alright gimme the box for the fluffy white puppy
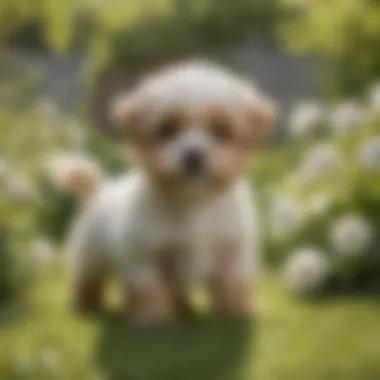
[63,61,276,323]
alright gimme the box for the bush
[109,0,278,69]
[35,181,77,243]
[0,72,128,305]
[255,83,380,297]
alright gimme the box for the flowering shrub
[283,247,330,296]
[329,101,366,135]
[288,101,325,139]
[256,82,380,297]
[329,215,374,259]
[301,143,342,182]
[0,97,126,307]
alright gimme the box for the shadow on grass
[95,312,254,380]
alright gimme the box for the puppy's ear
[109,92,143,142]
[246,94,278,150]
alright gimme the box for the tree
[280,0,380,96]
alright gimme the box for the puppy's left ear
[109,92,143,142]
[246,93,278,150]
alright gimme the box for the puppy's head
[111,61,276,198]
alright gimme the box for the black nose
[183,150,205,178]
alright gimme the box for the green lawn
[1,259,380,380]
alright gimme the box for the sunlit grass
[1,257,380,380]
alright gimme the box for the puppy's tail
[43,152,104,201]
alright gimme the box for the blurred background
[1,0,380,379]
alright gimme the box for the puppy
[64,61,276,323]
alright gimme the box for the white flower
[302,143,341,180]
[367,82,380,112]
[330,215,374,258]
[329,101,365,134]
[268,195,304,238]
[289,102,325,138]
[284,247,330,295]
[307,193,331,216]
[31,237,54,264]
[358,136,380,171]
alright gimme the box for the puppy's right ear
[109,92,143,142]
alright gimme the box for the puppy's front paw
[127,283,176,324]
[129,308,176,325]
[209,280,254,319]
[70,278,105,314]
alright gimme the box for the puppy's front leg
[71,271,107,313]
[208,247,254,317]
[158,247,194,319]
[127,268,176,324]
[69,248,109,313]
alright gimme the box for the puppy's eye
[210,121,232,142]
[157,119,180,142]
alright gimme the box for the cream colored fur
[65,61,276,322]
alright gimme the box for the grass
[1,258,380,380]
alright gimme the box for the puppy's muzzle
[182,149,205,179]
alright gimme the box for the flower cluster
[330,215,374,258]
[284,247,330,295]
[302,143,341,180]
[268,195,304,239]
[289,102,325,138]
[283,213,375,296]
[329,101,365,135]
[288,87,379,139]
[266,82,380,298]
[0,97,123,306]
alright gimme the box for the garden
[1,0,380,379]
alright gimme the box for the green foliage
[0,228,33,306]
[0,64,128,305]
[254,94,380,295]
[85,130,128,175]
[280,0,380,96]
[0,56,40,109]
[0,0,279,81]
[0,0,169,50]
[107,0,278,69]
[35,181,77,243]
